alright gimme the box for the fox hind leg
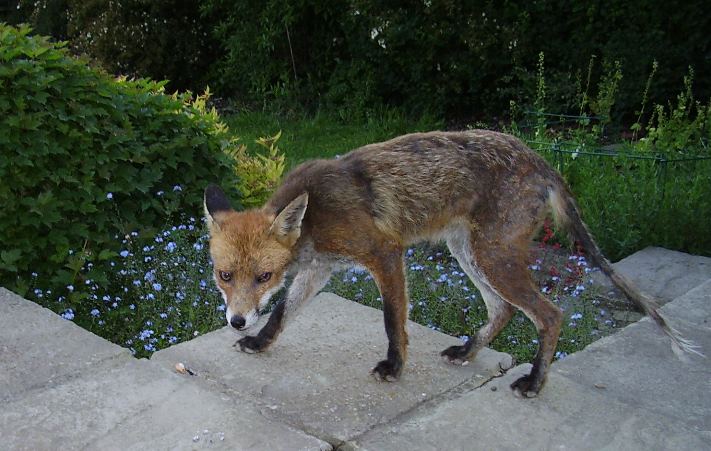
[473,244,562,397]
[442,223,562,397]
[442,227,516,364]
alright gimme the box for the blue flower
[152,282,162,291]
[165,242,177,253]
[173,185,182,192]
[90,308,100,317]
[61,309,75,320]
[138,329,154,340]
[106,192,113,200]
[120,250,129,258]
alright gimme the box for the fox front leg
[234,300,286,353]
[236,259,333,354]
[369,250,409,381]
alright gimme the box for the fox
[204,130,699,397]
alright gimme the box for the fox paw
[440,345,471,366]
[371,359,402,382]
[234,335,268,354]
[510,374,542,398]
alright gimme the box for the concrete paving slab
[613,247,711,304]
[353,364,711,451]
[0,287,129,402]
[152,292,513,444]
[659,279,711,328]
[553,317,711,432]
[0,354,330,451]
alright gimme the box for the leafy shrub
[227,132,286,209]
[511,66,711,260]
[0,24,238,295]
[199,1,710,122]
[635,67,711,156]
[5,0,216,91]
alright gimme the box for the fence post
[552,142,562,172]
[657,155,668,207]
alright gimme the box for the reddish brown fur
[205,130,695,396]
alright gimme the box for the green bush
[66,0,216,92]
[227,132,286,209]
[6,2,709,123]
[0,24,238,295]
[4,0,216,92]
[200,1,710,122]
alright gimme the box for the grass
[521,136,711,261]
[223,109,442,166]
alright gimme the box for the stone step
[0,289,330,451]
[151,292,514,446]
[612,246,711,304]
[0,287,130,403]
[351,280,711,450]
[0,353,330,451]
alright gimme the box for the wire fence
[515,112,711,259]
[519,111,711,205]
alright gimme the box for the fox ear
[204,184,233,232]
[270,192,308,246]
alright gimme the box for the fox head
[203,185,308,330]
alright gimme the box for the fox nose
[230,315,246,330]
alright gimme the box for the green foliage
[5,0,215,91]
[227,132,287,208]
[223,108,442,166]
[199,1,710,122]
[631,60,658,141]
[509,62,711,260]
[26,218,224,358]
[6,2,710,123]
[0,24,238,294]
[636,67,711,156]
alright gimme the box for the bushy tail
[547,185,703,359]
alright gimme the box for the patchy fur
[205,130,700,397]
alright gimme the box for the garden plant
[2,21,709,365]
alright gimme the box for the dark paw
[234,335,268,354]
[371,359,402,382]
[440,345,471,366]
[510,374,542,398]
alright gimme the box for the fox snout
[225,304,260,331]
[229,314,246,330]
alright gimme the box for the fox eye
[219,271,233,282]
[256,272,272,283]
